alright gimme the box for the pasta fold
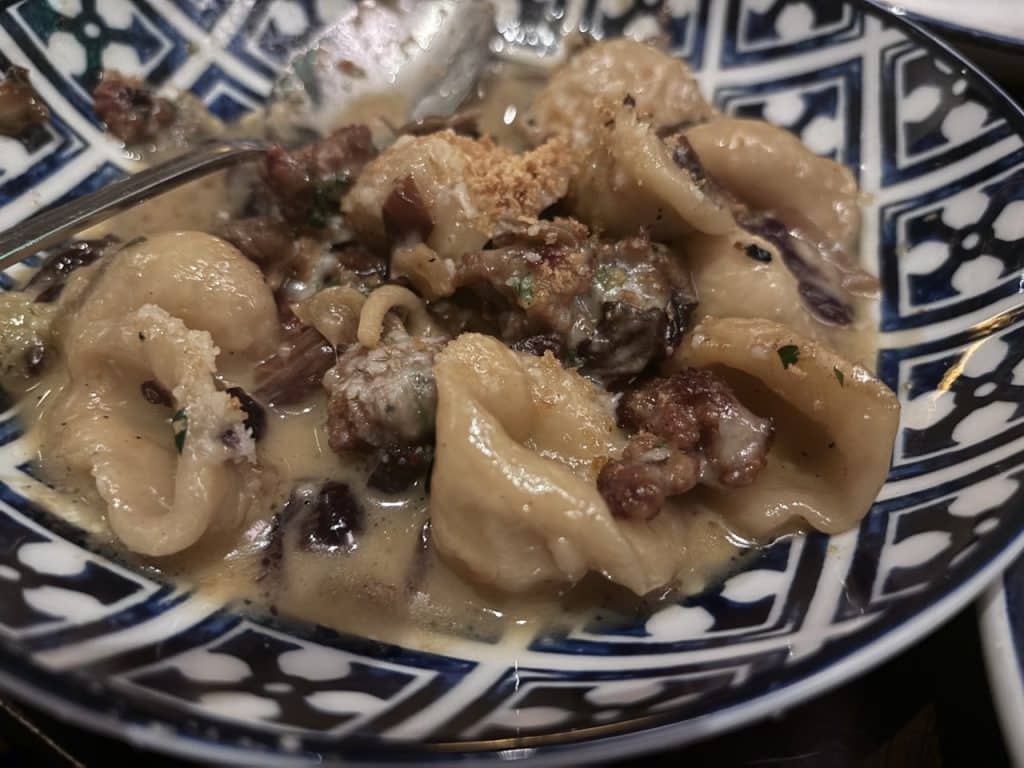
[430,333,731,595]
[671,317,900,537]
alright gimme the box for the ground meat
[264,124,376,229]
[454,221,697,380]
[0,66,48,137]
[92,71,176,144]
[598,432,699,520]
[26,237,116,303]
[254,326,336,406]
[455,217,594,337]
[619,368,773,487]
[324,331,445,452]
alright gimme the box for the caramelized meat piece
[334,243,387,281]
[395,109,480,138]
[578,302,666,381]
[26,237,115,303]
[264,124,376,229]
[324,331,444,452]
[218,217,295,270]
[619,369,773,486]
[579,233,697,379]
[598,433,699,520]
[0,66,48,137]
[512,333,565,358]
[455,217,595,335]
[254,326,336,406]
[382,175,434,242]
[92,71,176,144]
[455,221,696,379]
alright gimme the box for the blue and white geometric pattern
[2,0,1024,765]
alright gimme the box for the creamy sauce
[9,54,885,649]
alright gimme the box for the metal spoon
[0,0,493,270]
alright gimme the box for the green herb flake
[595,264,626,291]
[833,366,845,386]
[777,344,800,370]
[564,349,581,369]
[506,274,534,306]
[171,409,188,453]
[122,236,148,250]
[307,175,350,229]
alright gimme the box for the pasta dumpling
[671,317,900,537]
[569,107,735,239]
[343,130,574,267]
[430,333,731,596]
[41,231,280,556]
[60,230,279,357]
[686,118,861,249]
[525,38,714,147]
[46,306,259,556]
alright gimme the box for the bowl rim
[2,0,1024,763]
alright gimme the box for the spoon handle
[0,139,267,272]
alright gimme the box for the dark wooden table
[1,21,1022,768]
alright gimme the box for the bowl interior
[1,0,1024,763]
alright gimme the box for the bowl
[1,0,1024,764]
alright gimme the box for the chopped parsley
[171,409,188,453]
[777,344,800,369]
[833,366,845,386]
[595,264,626,291]
[307,174,351,228]
[506,274,534,305]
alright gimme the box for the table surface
[2,21,1023,768]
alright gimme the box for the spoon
[0,0,494,269]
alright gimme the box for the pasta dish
[0,39,899,641]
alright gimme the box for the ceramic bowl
[1,0,1024,764]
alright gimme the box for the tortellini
[526,38,714,147]
[671,317,900,537]
[343,130,574,264]
[49,306,257,556]
[59,231,279,358]
[430,333,731,595]
[686,118,861,249]
[569,107,735,239]
[42,232,279,556]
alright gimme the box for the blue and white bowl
[2,0,1024,764]
[874,0,1024,50]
